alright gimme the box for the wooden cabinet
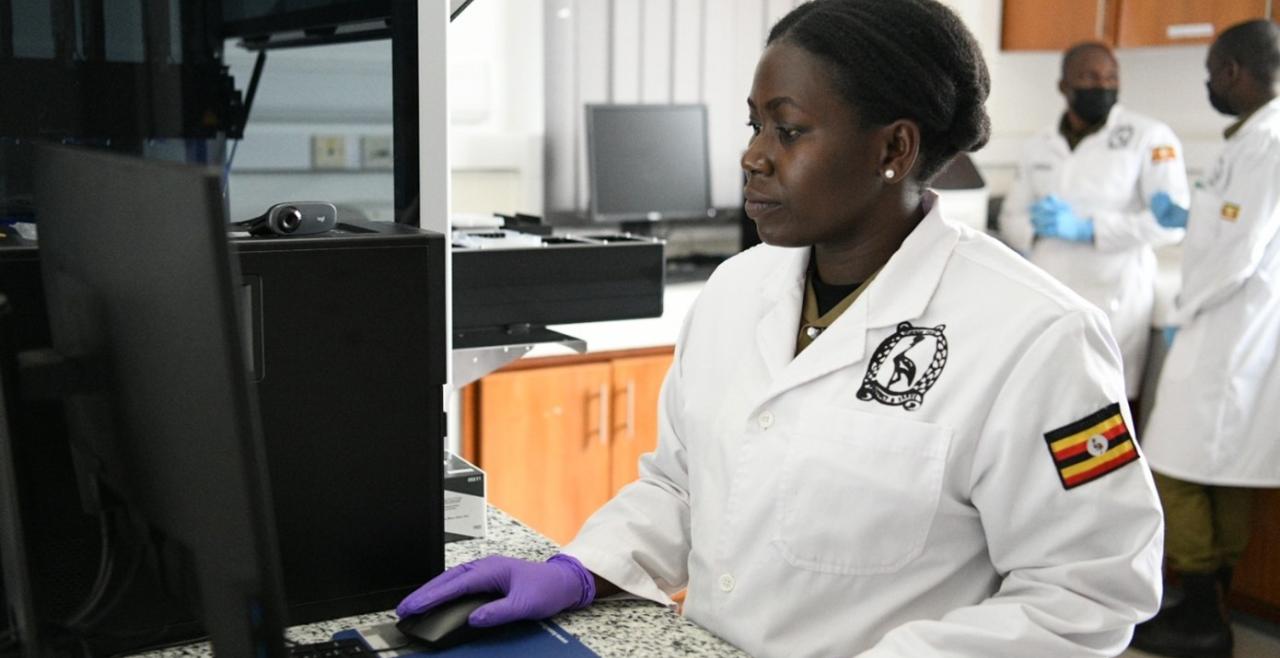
[476,360,614,546]
[1115,0,1268,47]
[608,354,672,498]
[1230,489,1280,620]
[1002,0,1270,51]
[469,347,674,545]
[1002,0,1119,51]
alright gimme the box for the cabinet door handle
[598,384,610,447]
[625,380,635,439]
[1094,0,1106,39]
[1165,23,1214,40]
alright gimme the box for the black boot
[1217,566,1234,597]
[1130,572,1233,658]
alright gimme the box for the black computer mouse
[395,593,501,650]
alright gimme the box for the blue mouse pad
[334,619,599,657]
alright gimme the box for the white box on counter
[444,451,486,542]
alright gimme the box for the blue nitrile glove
[1031,195,1095,242]
[1162,325,1179,346]
[396,554,596,627]
[1150,191,1189,229]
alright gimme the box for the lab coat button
[718,573,735,592]
[757,411,774,429]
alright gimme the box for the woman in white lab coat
[999,43,1189,400]
[397,2,1164,656]
[1132,20,1280,658]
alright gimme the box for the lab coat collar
[753,191,959,401]
[1050,104,1127,151]
[1226,97,1280,141]
[864,191,958,329]
[755,246,809,381]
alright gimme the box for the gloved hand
[1150,191,1189,229]
[396,554,596,628]
[1031,195,1095,242]
[1162,325,1179,346]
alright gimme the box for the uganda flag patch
[1151,145,1178,163]
[1044,402,1138,490]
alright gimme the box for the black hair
[1061,41,1117,79]
[1215,19,1280,88]
[767,0,991,182]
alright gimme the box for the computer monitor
[586,104,715,224]
[0,295,42,655]
[29,145,288,657]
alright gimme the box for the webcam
[236,202,337,236]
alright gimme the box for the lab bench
[128,506,745,657]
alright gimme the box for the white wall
[223,0,544,222]
[448,0,544,215]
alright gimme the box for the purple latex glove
[396,554,596,628]
[1031,195,1094,242]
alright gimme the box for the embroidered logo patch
[1044,402,1138,490]
[1151,145,1178,163]
[857,322,948,411]
[1221,203,1241,222]
[1108,125,1134,149]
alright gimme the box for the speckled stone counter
[130,507,747,657]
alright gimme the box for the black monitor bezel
[585,103,715,224]
[31,144,288,657]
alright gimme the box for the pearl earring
[884,169,896,180]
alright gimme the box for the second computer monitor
[586,103,714,224]
[33,144,288,657]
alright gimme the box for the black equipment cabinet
[0,220,446,648]
[236,221,445,623]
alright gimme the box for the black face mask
[1207,82,1236,116]
[1069,87,1118,125]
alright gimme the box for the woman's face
[742,41,883,248]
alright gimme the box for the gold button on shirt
[795,269,879,355]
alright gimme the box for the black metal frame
[0,0,241,140]
[0,59,241,139]
[221,0,393,40]
[391,0,417,225]
[0,0,12,59]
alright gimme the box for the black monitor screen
[586,104,713,223]
[32,145,287,657]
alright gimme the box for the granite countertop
[131,507,745,657]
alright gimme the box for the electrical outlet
[311,135,347,169]
[360,135,394,170]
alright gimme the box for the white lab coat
[563,192,1164,658]
[1142,98,1280,487]
[1000,105,1189,398]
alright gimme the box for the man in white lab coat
[1132,20,1280,658]
[397,2,1164,656]
[1000,42,1189,403]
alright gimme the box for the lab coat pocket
[1162,321,1205,382]
[772,409,952,575]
